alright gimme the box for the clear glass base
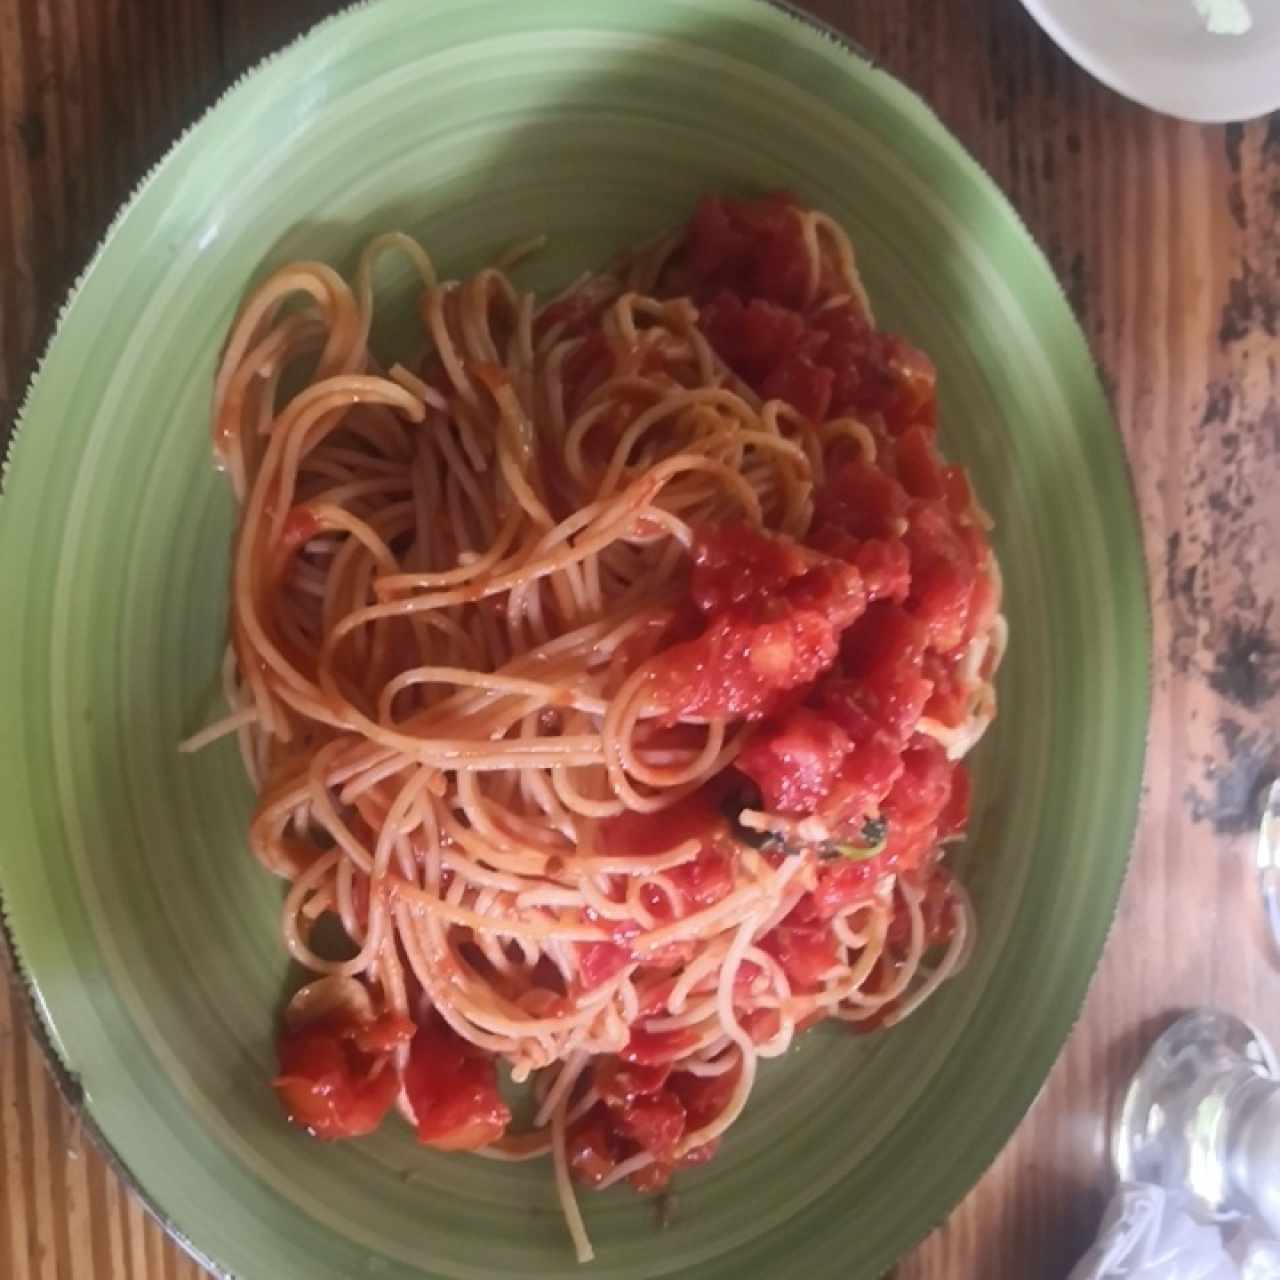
[1113,1010,1278,1214]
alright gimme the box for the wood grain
[2,2,1278,1277]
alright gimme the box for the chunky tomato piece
[691,523,813,614]
[667,606,843,720]
[700,292,807,385]
[851,538,913,604]
[807,301,874,416]
[577,941,632,988]
[620,1027,699,1066]
[818,323,938,435]
[674,192,810,308]
[879,338,938,432]
[666,848,735,911]
[350,1012,417,1056]
[403,1019,510,1151]
[273,1014,402,1141]
[832,605,935,744]
[567,1103,618,1187]
[616,1090,686,1158]
[635,975,681,1016]
[740,1007,783,1044]
[812,852,894,919]
[760,352,833,421]
[640,882,677,922]
[813,694,906,822]
[921,648,970,727]
[703,292,841,422]
[737,708,852,814]
[697,527,869,635]
[895,425,947,500]
[759,923,840,991]
[667,1064,740,1132]
[597,1057,672,1108]
[735,683,910,830]
[814,460,910,543]
[879,735,956,870]
[871,339,937,434]
[904,503,980,652]
[842,601,926,676]
[650,527,867,722]
[883,735,953,829]
[842,600,922,675]
[676,201,935,432]
[601,787,721,859]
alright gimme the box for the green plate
[0,2,1148,1277]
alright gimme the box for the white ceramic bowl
[1021,0,1280,122]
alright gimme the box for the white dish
[1020,0,1280,122]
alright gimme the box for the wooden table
[2,2,1278,1276]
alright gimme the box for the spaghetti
[192,193,1005,1262]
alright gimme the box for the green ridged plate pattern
[0,2,1148,1277]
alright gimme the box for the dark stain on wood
[14,111,46,163]
[1207,616,1280,711]
[1187,718,1280,836]
[1219,261,1280,346]
[1221,124,1280,340]
[1225,123,1245,175]
[1266,112,1280,157]
[1201,381,1234,428]
[1227,181,1248,231]
[1167,367,1279,723]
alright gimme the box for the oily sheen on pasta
[191,193,1005,1263]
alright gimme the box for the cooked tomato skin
[759,922,840,991]
[567,1103,619,1188]
[647,524,868,724]
[600,787,722,859]
[275,1003,510,1152]
[620,1026,700,1066]
[667,1064,739,1132]
[273,1011,412,1141]
[576,940,632,989]
[596,1057,672,1108]
[615,1090,687,1159]
[567,1059,741,1191]
[736,706,852,815]
[403,1018,511,1151]
[667,194,940,440]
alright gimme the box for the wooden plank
[218,0,336,72]
[0,0,225,425]
[2,2,1279,1278]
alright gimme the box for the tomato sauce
[642,191,994,888]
